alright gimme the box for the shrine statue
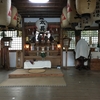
[44,33,48,44]
[31,33,36,43]
[49,34,54,43]
[37,33,42,44]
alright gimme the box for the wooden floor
[0,67,100,100]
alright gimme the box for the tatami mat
[0,77,66,87]
[9,69,64,78]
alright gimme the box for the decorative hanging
[76,0,96,17]
[36,18,48,32]
[0,0,11,26]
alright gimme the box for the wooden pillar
[5,48,10,70]
[61,29,67,69]
[1,47,10,70]
[60,28,63,67]
[0,50,1,68]
[16,50,23,68]
[98,27,100,46]
[22,18,25,68]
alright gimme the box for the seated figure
[75,32,90,70]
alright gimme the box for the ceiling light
[29,0,49,3]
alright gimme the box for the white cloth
[75,39,90,59]
[24,60,51,69]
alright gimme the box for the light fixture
[63,37,71,51]
[57,42,61,55]
[29,0,49,3]
[57,44,61,49]
[24,43,30,56]
[1,37,13,47]
[24,43,30,50]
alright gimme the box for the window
[67,31,75,49]
[0,31,22,50]
[81,30,98,47]
[66,30,98,49]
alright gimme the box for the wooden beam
[19,11,61,15]
[14,5,64,8]
[20,15,61,17]
[12,0,66,5]
[18,8,62,12]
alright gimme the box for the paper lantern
[76,0,96,16]
[81,16,93,28]
[75,22,84,30]
[61,6,69,28]
[0,0,11,26]
[17,14,22,28]
[36,18,48,32]
[10,5,18,27]
[61,14,71,29]
[91,0,100,23]
[67,0,80,24]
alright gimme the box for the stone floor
[0,67,100,100]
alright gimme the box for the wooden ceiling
[12,0,67,18]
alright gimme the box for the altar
[24,60,51,69]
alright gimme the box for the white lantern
[76,0,96,15]
[9,5,18,27]
[81,16,93,28]
[61,6,69,28]
[0,0,11,26]
[61,14,71,29]
[75,22,84,30]
[36,18,48,32]
[67,0,80,24]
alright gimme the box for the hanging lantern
[9,5,18,27]
[63,36,71,51]
[67,0,80,26]
[24,43,30,56]
[0,0,11,26]
[75,22,84,30]
[24,43,30,51]
[1,37,13,47]
[36,18,48,32]
[81,16,93,28]
[61,6,69,28]
[17,14,22,28]
[91,0,100,24]
[76,0,96,17]
[57,42,61,55]
[61,14,71,29]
